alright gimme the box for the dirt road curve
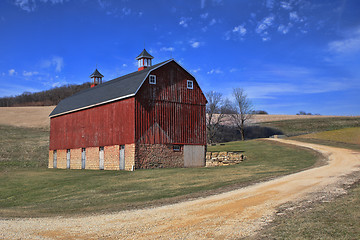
[1,139,360,239]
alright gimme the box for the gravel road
[1,139,360,239]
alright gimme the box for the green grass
[261,117,360,136]
[0,125,319,217]
[253,181,360,240]
[0,125,49,169]
[291,127,360,151]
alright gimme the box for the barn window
[173,145,181,152]
[53,150,57,168]
[187,80,193,89]
[149,75,156,84]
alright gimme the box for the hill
[0,83,90,107]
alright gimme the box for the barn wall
[49,97,135,150]
[135,61,207,145]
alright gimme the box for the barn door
[66,149,70,169]
[119,145,125,170]
[99,147,104,170]
[184,145,205,167]
[81,148,86,169]
[53,150,57,168]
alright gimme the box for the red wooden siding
[50,97,135,150]
[135,61,207,145]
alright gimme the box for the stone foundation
[206,151,246,167]
[48,143,204,170]
[136,144,184,169]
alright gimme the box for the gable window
[149,75,156,84]
[187,80,193,89]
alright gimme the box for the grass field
[261,116,360,136]
[291,127,360,151]
[0,125,319,217]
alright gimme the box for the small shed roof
[49,59,172,117]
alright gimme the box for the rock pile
[206,151,246,167]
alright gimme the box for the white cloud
[328,28,360,54]
[256,15,275,34]
[122,64,127,67]
[233,24,247,36]
[209,18,216,26]
[179,17,191,27]
[14,0,65,12]
[122,7,131,15]
[190,41,201,48]
[8,69,16,76]
[280,1,292,10]
[23,71,39,76]
[277,23,292,34]
[289,11,300,22]
[41,56,64,72]
[207,69,223,74]
[266,0,274,9]
[230,68,238,73]
[161,47,175,52]
[200,12,208,19]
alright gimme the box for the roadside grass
[0,126,319,217]
[261,116,360,136]
[291,127,360,151]
[253,181,360,240]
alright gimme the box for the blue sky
[1,0,360,115]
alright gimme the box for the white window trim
[149,75,156,84]
[187,80,193,89]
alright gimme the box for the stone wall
[136,144,184,169]
[206,151,245,167]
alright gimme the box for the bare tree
[230,88,253,141]
[205,91,230,143]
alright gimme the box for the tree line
[206,88,280,143]
[0,83,91,107]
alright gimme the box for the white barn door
[184,145,205,167]
[99,147,104,170]
[119,145,125,170]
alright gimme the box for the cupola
[90,69,104,88]
[136,49,154,71]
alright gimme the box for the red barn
[48,49,207,170]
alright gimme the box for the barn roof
[49,59,172,117]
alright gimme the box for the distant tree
[230,88,254,141]
[251,110,268,114]
[205,91,231,143]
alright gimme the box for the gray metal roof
[49,59,172,117]
[89,69,104,78]
[136,49,154,60]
